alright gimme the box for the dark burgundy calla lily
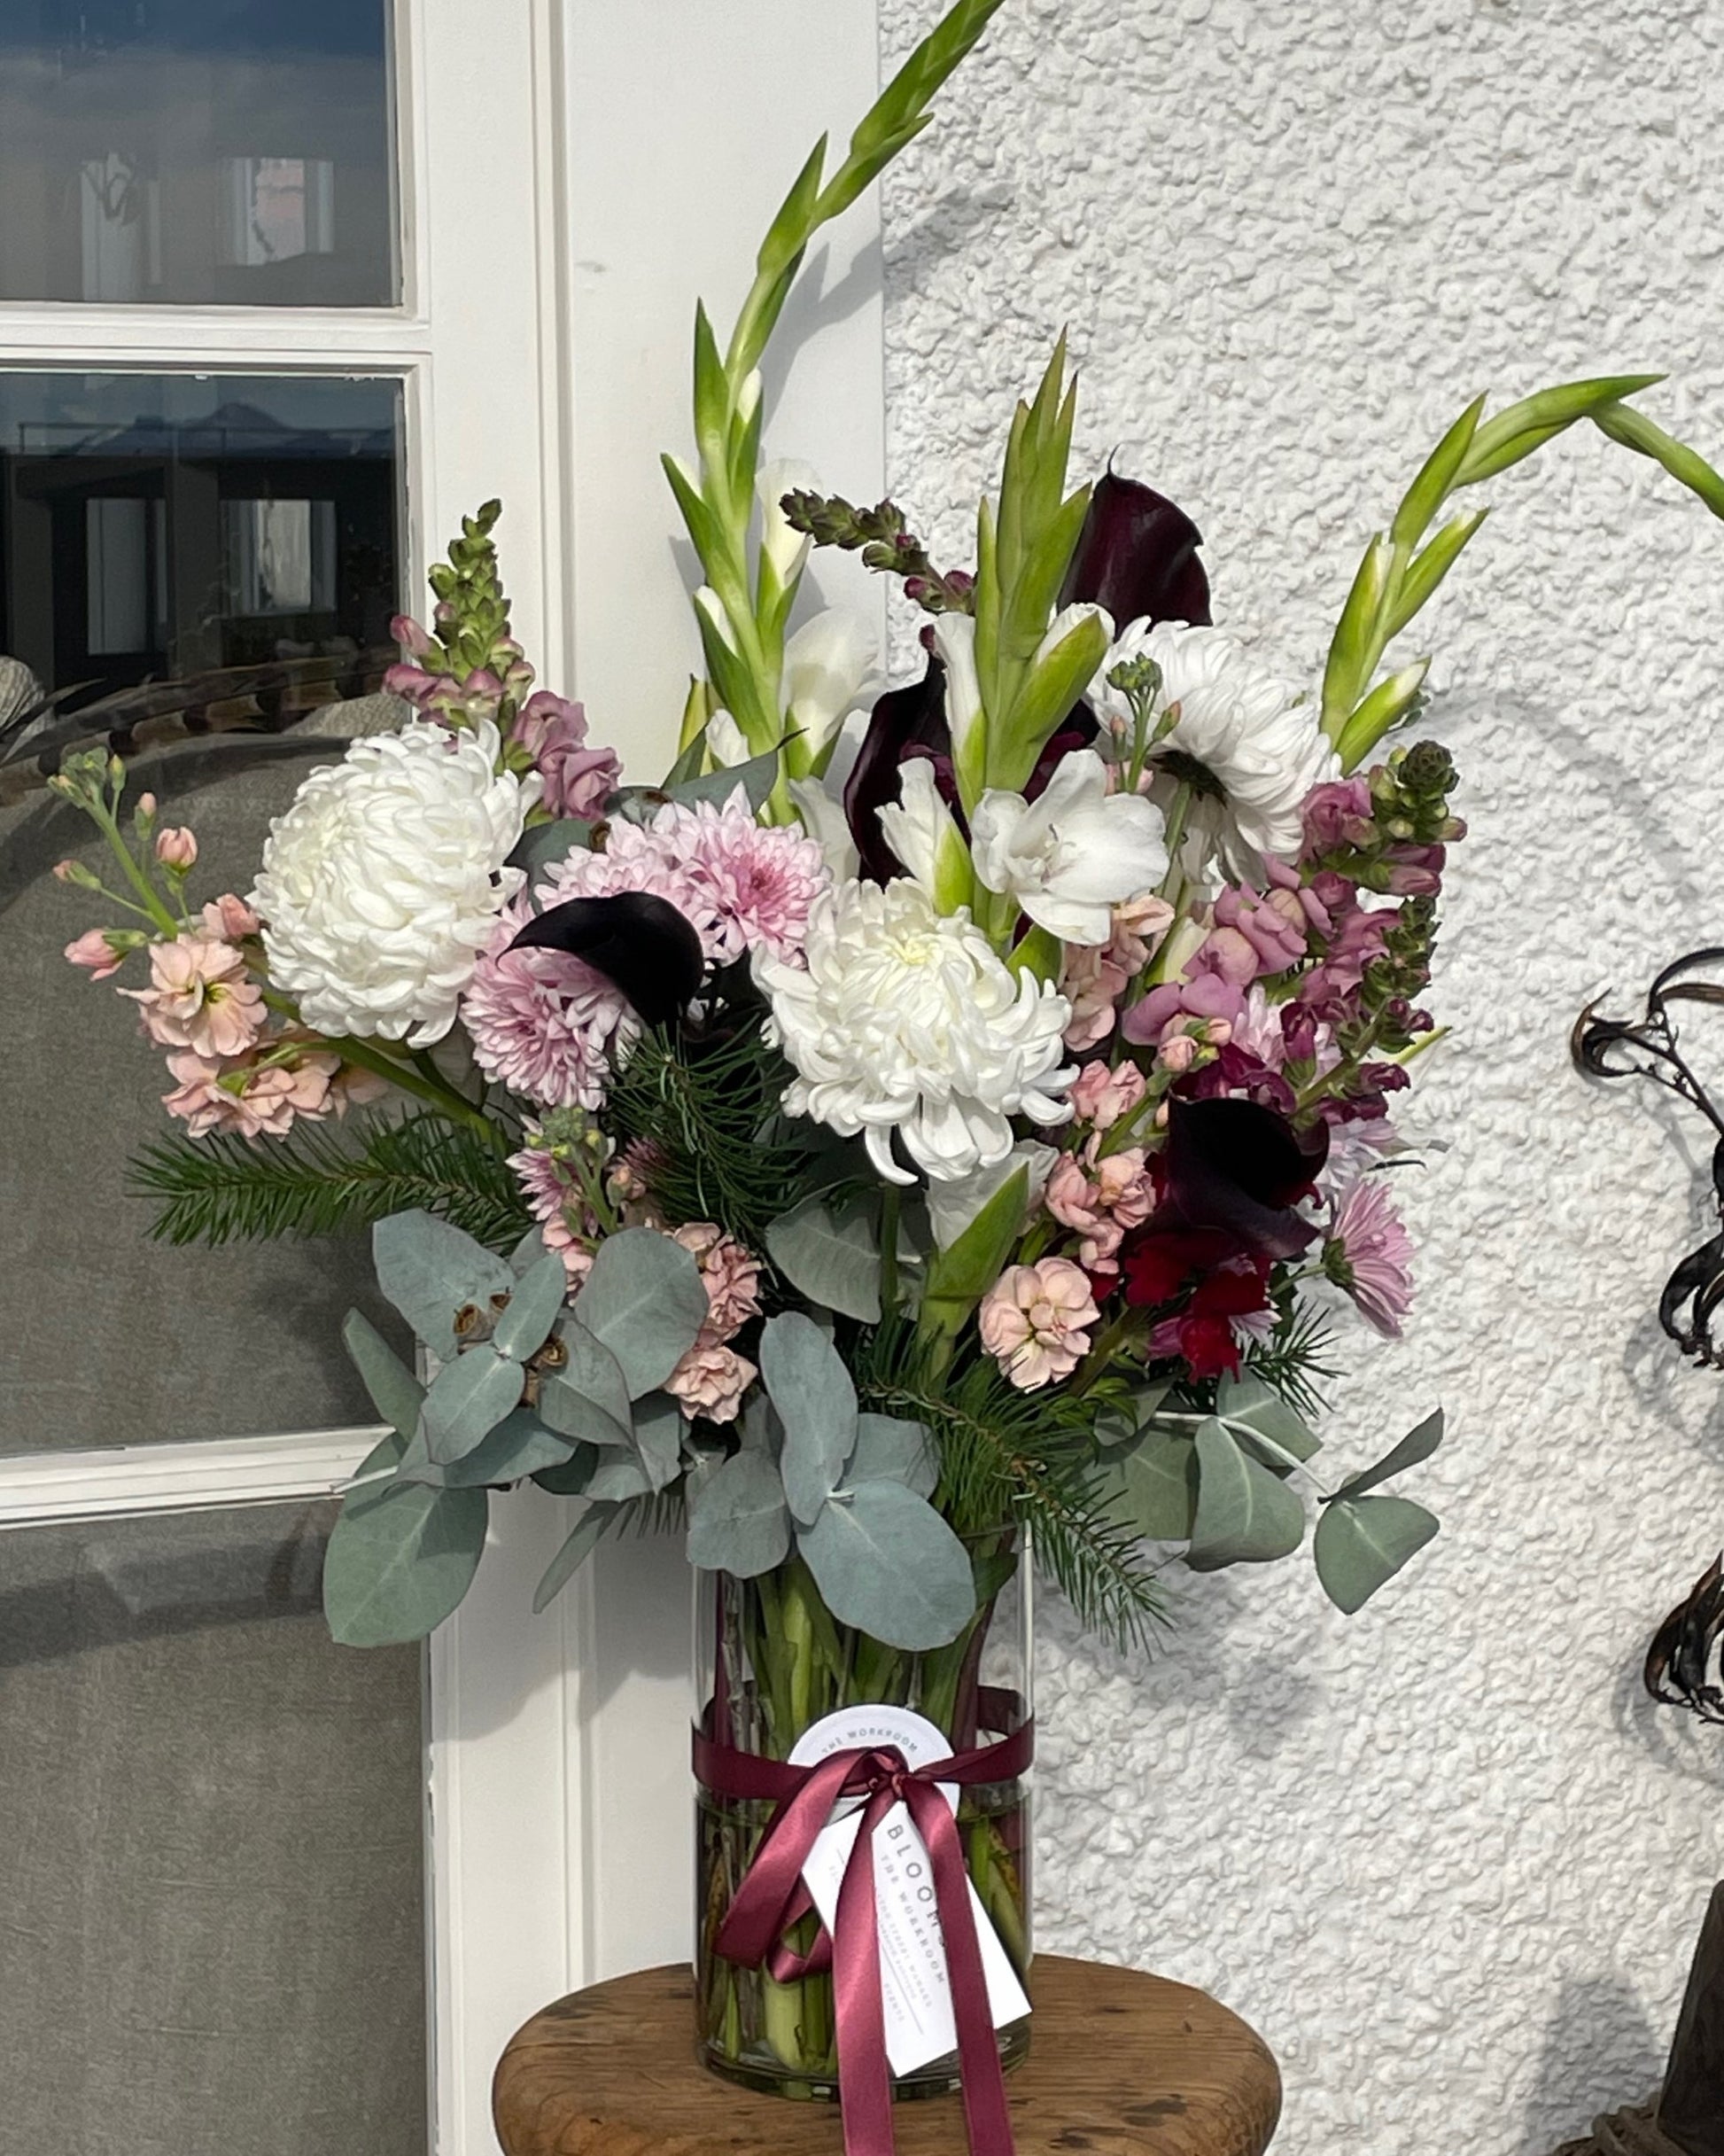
[507,891,704,1026]
[843,652,951,884]
[1154,1096,1328,1263]
[1060,470,1211,629]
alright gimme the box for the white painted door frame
[0,4,888,2152]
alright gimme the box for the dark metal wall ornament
[1549,1884,1724,2156]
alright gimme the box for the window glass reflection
[0,371,400,729]
[0,1,397,306]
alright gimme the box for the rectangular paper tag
[799,1800,1030,2077]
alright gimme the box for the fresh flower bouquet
[44,0,1724,2132]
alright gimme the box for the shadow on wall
[1517,1973,1664,2156]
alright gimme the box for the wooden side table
[493,1954,1281,2156]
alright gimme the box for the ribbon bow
[693,1713,1034,2156]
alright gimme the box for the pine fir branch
[854,1328,1168,1653]
[130,1111,532,1252]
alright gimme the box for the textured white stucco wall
[878,2,1724,2148]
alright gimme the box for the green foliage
[852,1325,1168,1653]
[765,1194,882,1322]
[760,1312,858,1524]
[796,1478,976,1651]
[323,1479,489,1646]
[571,1226,709,1396]
[131,1111,532,1252]
[1313,1494,1439,1615]
[604,1013,816,1262]
[1321,373,1724,770]
[1184,1416,1307,1570]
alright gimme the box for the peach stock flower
[161,1049,338,1140]
[126,936,266,1060]
[664,1340,756,1423]
[978,1257,1101,1389]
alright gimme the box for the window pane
[0,370,408,1453]
[0,371,400,715]
[0,2,397,307]
[0,1503,425,2156]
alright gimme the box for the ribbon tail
[833,1790,896,2156]
[911,1786,1018,2156]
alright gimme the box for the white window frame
[0,4,888,2152]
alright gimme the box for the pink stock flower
[664,1339,757,1423]
[463,896,637,1111]
[201,893,260,940]
[1324,1175,1415,1338]
[153,826,198,869]
[64,928,127,980]
[161,1048,337,1140]
[1060,942,1132,1050]
[978,1258,1101,1389]
[510,691,623,821]
[672,1223,764,1341]
[1046,1145,1156,1272]
[1068,1057,1148,1133]
[125,936,266,1060]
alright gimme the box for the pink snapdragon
[124,936,266,1060]
[1060,893,1175,1050]
[1324,1176,1415,1337]
[509,691,622,821]
[978,1258,1101,1389]
[1301,775,1376,856]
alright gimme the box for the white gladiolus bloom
[252,720,535,1047]
[1092,619,1337,877]
[931,611,983,762]
[969,749,1168,946]
[926,1140,1059,1251]
[782,608,877,765]
[757,457,822,587]
[757,878,1076,1185]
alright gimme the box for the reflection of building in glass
[0,377,400,717]
[0,1,393,306]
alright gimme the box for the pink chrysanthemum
[462,896,636,1110]
[1324,1175,1415,1338]
[653,790,828,964]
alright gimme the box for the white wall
[877,2,1724,2150]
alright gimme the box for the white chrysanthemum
[757,878,1076,1186]
[1093,619,1337,877]
[252,720,537,1046]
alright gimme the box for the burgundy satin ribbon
[694,1708,1034,2156]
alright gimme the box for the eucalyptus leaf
[492,1254,571,1362]
[664,746,782,812]
[633,1392,687,1493]
[1184,1415,1306,1570]
[1096,1426,1200,1542]
[573,1227,710,1397]
[532,1446,599,1497]
[585,1449,655,1502]
[843,1413,938,1500]
[397,1408,572,1489]
[687,1449,792,1576]
[759,1312,858,1525]
[1313,1494,1440,1614]
[509,1226,551,1274]
[341,1309,424,1442]
[796,1481,975,1651]
[541,1319,634,1447]
[765,1195,881,1323]
[323,1481,488,1646]
[346,1426,408,1491]
[419,1347,526,1466]
[372,1209,512,1361]
[512,817,594,883]
[533,1502,620,1614]
[1215,1373,1320,1463]
[1331,1410,1445,1502]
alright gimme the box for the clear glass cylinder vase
[693,1529,1032,2101]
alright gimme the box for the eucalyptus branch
[664,0,1009,781]
[1321,374,1724,772]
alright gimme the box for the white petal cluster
[1093,619,1336,877]
[969,749,1169,946]
[757,878,1076,1185]
[252,720,536,1047]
